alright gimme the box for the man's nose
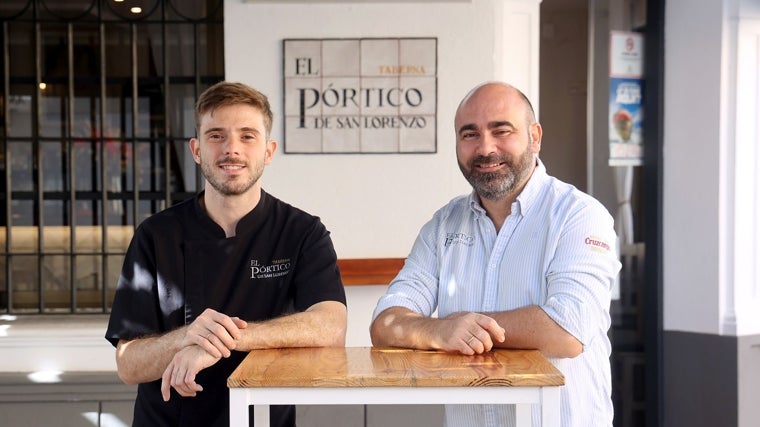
[224,135,243,154]
[475,134,498,156]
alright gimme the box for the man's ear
[264,140,278,165]
[530,123,543,153]
[189,137,201,164]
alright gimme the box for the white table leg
[516,403,531,426]
[540,386,561,427]
[253,404,270,427]
[229,389,249,427]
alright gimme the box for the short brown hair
[195,81,274,137]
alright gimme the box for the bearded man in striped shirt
[371,81,621,427]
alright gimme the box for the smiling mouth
[475,161,505,170]
[216,155,247,169]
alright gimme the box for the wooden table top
[228,347,565,389]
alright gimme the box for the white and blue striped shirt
[373,160,621,427]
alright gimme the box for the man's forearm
[236,301,347,350]
[116,327,186,385]
[370,306,437,350]
[371,306,506,355]
[488,305,582,358]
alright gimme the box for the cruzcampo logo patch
[584,236,611,253]
[250,258,291,279]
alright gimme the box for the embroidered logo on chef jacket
[444,232,475,247]
[249,258,292,279]
[584,236,611,253]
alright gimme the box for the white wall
[224,0,541,258]
[663,0,722,335]
[663,0,760,336]
[0,286,387,373]
[0,315,116,372]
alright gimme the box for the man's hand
[370,307,506,355]
[160,345,220,401]
[181,308,248,358]
[433,312,506,355]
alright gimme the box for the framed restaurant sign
[282,37,437,154]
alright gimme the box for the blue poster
[609,31,644,166]
[609,77,643,166]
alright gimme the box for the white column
[724,14,760,336]
[493,0,542,110]
[664,0,760,336]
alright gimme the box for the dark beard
[459,149,535,201]
[201,156,263,196]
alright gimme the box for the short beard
[200,156,263,196]
[459,148,535,201]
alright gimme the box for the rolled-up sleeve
[541,201,621,347]
[372,218,441,321]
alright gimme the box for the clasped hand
[161,308,248,401]
[435,312,506,355]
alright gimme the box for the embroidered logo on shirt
[444,232,475,247]
[585,236,611,253]
[250,258,291,279]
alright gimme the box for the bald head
[454,82,537,133]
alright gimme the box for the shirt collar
[515,158,548,216]
[193,189,269,238]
